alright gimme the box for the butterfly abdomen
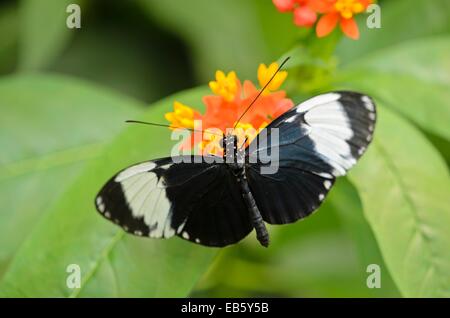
[239,173,269,247]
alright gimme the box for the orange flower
[272,0,371,39]
[165,62,294,156]
[313,0,372,39]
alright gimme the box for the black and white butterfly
[95,91,376,247]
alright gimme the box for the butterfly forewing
[246,91,376,224]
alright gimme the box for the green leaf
[0,74,142,278]
[138,0,297,81]
[343,37,450,86]
[330,178,400,297]
[0,86,217,297]
[335,37,450,142]
[348,105,450,297]
[336,0,450,64]
[19,0,79,71]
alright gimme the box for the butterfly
[95,90,376,247]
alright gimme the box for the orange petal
[272,0,296,12]
[202,95,240,131]
[272,98,294,119]
[316,12,339,37]
[307,0,335,14]
[243,80,258,98]
[340,17,359,40]
[293,5,317,27]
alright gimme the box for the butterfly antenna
[233,56,290,129]
[125,120,223,137]
[239,136,248,151]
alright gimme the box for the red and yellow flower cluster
[165,63,294,156]
[273,0,372,40]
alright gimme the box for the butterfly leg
[240,175,269,247]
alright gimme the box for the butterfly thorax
[223,134,245,171]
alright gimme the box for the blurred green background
[0,0,449,298]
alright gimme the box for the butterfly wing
[246,91,376,224]
[246,165,334,224]
[95,155,252,247]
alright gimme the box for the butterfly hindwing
[246,91,376,224]
[176,164,253,246]
[247,163,335,224]
[95,156,252,247]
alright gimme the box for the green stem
[282,29,343,95]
